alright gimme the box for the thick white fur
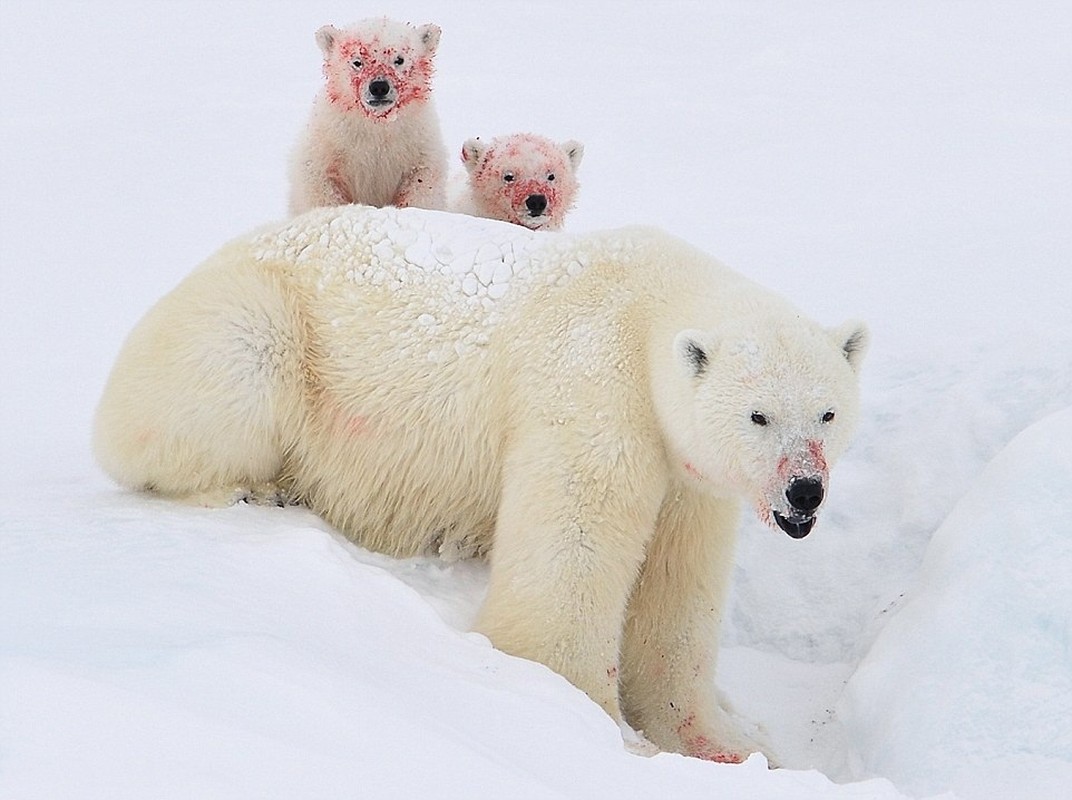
[94,205,867,762]
[288,18,447,215]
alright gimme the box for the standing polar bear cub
[94,205,868,763]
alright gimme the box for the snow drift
[840,407,1072,800]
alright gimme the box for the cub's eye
[394,55,405,66]
[351,59,363,70]
[547,173,556,181]
[821,410,836,423]
[503,172,515,183]
[751,412,769,427]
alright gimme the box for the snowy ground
[2,2,1070,798]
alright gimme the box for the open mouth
[773,510,816,539]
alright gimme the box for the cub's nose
[525,194,548,215]
[786,477,824,513]
[369,79,391,98]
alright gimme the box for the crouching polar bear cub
[95,205,867,762]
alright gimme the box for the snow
[1,1,1070,798]
[1,490,909,800]
[839,407,1072,800]
[254,204,546,316]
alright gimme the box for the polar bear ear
[560,140,584,171]
[418,23,442,55]
[315,25,340,58]
[461,138,488,174]
[674,329,716,379]
[832,321,870,372]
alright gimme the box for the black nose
[786,477,824,513]
[525,194,547,215]
[369,79,391,98]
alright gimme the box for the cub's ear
[461,138,488,174]
[315,25,340,57]
[674,329,716,379]
[418,23,442,54]
[831,321,870,372]
[560,140,584,171]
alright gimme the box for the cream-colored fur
[288,19,447,215]
[94,205,868,762]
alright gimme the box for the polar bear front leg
[476,442,664,723]
[620,488,760,762]
[321,158,355,206]
[394,162,446,210]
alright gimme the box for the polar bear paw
[619,721,660,757]
[174,483,297,509]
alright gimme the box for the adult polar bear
[94,205,868,763]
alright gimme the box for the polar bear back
[242,207,745,559]
[242,207,605,556]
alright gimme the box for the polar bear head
[668,320,869,538]
[316,18,441,119]
[461,134,584,230]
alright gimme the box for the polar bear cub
[288,18,448,215]
[448,133,583,230]
[94,205,868,763]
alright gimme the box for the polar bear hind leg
[93,255,302,506]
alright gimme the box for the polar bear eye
[547,173,556,181]
[394,55,405,66]
[751,412,769,427]
[821,410,836,423]
[351,58,363,70]
[503,172,515,183]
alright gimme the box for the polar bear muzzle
[365,77,397,109]
[773,476,825,538]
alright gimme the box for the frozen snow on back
[252,203,595,315]
[839,406,1072,800]
[252,205,550,310]
[248,204,596,362]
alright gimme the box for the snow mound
[839,406,1072,799]
[0,485,916,800]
